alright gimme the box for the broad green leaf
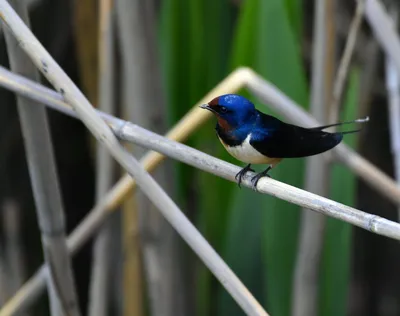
[284,0,303,39]
[217,189,266,316]
[219,0,308,314]
[160,1,308,316]
[159,3,216,315]
[216,1,267,315]
[159,0,194,209]
[194,0,236,253]
[319,69,360,316]
[230,0,259,69]
[162,1,238,316]
[257,1,308,316]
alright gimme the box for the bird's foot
[235,164,254,188]
[251,166,272,191]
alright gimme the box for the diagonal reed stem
[0,61,400,316]
[247,71,400,205]
[1,64,400,207]
[1,88,399,241]
[2,1,80,315]
[0,67,249,316]
[2,63,400,314]
[0,68,400,242]
[0,3,268,316]
[115,0,183,315]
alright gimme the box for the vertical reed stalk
[384,10,400,219]
[88,0,116,315]
[0,250,9,306]
[0,3,268,313]
[2,1,80,315]
[116,0,184,315]
[293,1,334,315]
[330,0,365,122]
[2,199,29,316]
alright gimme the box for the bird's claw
[235,164,254,188]
[250,173,271,191]
[250,167,272,191]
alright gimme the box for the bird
[200,94,368,190]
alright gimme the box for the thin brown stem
[88,0,116,315]
[329,0,365,123]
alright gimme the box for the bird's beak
[199,103,216,113]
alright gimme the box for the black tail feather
[310,116,369,131]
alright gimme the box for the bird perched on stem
[200,94,369,190]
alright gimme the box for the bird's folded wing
[250,113,342,158]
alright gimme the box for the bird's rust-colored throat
[216,117,230,131]
[205,97,231,131]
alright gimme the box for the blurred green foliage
[159,1,359,315]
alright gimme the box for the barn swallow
[200,94,368,190]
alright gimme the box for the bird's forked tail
[310,116,369,135]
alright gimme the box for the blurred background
[0,0,399,315]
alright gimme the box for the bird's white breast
[219,134,275,164]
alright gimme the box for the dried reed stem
[115,0,182,314]
[329,0,365,122]
[363,0,400,73]
[247,71,400,206]
[2,200,27,299]
[1,199,26,309]
[0,3,267,316]
[293,1,333,315]
[1,69,400,243]
[384,10,400,219]
[88,0,115,315]
[0,67,250,316]
[2,1,80,315]
[358,39,380,117]
[3,64,400,207]
[2,62,400,314]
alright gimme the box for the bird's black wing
[249,111,343,158]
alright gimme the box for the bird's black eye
[220,106,227,113]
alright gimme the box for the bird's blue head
[200,94,257,131]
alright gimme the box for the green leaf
[284,0,303,39]
[230,0,259,69]
[217,190,266,316]
[160,1,308,315]
[194,0,236,251]
[159,0,195,211]
[256,1,308,315]
[215,1,267,314]
[161,1,238,316]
